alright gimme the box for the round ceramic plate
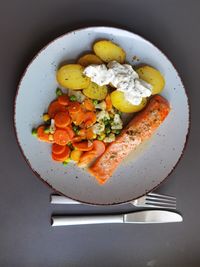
[14,26,189,205]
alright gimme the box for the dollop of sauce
[84,61,152,105]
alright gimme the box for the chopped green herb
[72,125,79,134]
[68,142,74,150]
[31,128,37,137]
[70,95,77,101]
[56,88,63,96]
[92,99,98,105]
[103,118,110,126]
[117,111,122,116]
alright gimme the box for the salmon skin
[88,95,170,184]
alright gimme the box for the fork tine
[148,192,176,200]
[146,196,176,204]
[145,200,176,208]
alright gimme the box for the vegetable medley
[32,87,123,166]
[32,39,165,168]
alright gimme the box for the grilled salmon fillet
[88,95,170,184]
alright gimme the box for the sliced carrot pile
[53,129,70,146]
[37,126,52,143]
[35,89,114,170]
[58,95,70,106]
[73,141,94,151]
[52,146,70,162]
[54,111,71,128]
[48,101,66,118]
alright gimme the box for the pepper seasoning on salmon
[88,95,170,184]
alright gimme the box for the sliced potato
[77,54,103,67]
[83,82,108,100]
[110,90,147,113]
[136,66,165,95]
[93,40,126,63]
[56,64,90,90]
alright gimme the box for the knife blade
[51,210,182,226]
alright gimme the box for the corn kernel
[48,134,54,141]
[43,114,50,122]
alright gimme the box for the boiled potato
[77,54,103,67]
[56,64,90,90]
[93,40,126,63]
[111,90,147,113]
[83,82,108,100]
[136,66,165,95]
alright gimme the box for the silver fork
[51,193,176,209]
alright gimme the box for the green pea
[105,127,111,135]
[31,128,37,137]
[62,158,71,165]
[56,88,63,96]
[70,95,77,101]
[112,129,121,135]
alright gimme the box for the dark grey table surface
[0,0,200,266]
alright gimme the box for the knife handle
[51,215,124,226]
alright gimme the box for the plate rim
[13,26,191,205]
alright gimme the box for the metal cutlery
[51,210,182,226]
[51,192,176,209]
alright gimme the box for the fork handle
[51,195,80,204]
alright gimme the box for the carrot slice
[72,136,84,142]
[86,128,96,139]
[68,102,81,114]
[66,126,75,140]
[78,129,87,137]
[78,140,105,167]
[82,99,95,111]
[70,111,85,125]
[93,140,106,156]
[78,150,97,167]
[52,143,66,155]
[48,101,66,118]
[105,94,112,111]
[83,112,96,128]
[58,95,70,106]
[54,111,71,128]
[52,146,70,162]
[37,125,51,143]
[73,141,94,151]
[53,129,70,145]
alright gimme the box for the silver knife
[51,210,182,226]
